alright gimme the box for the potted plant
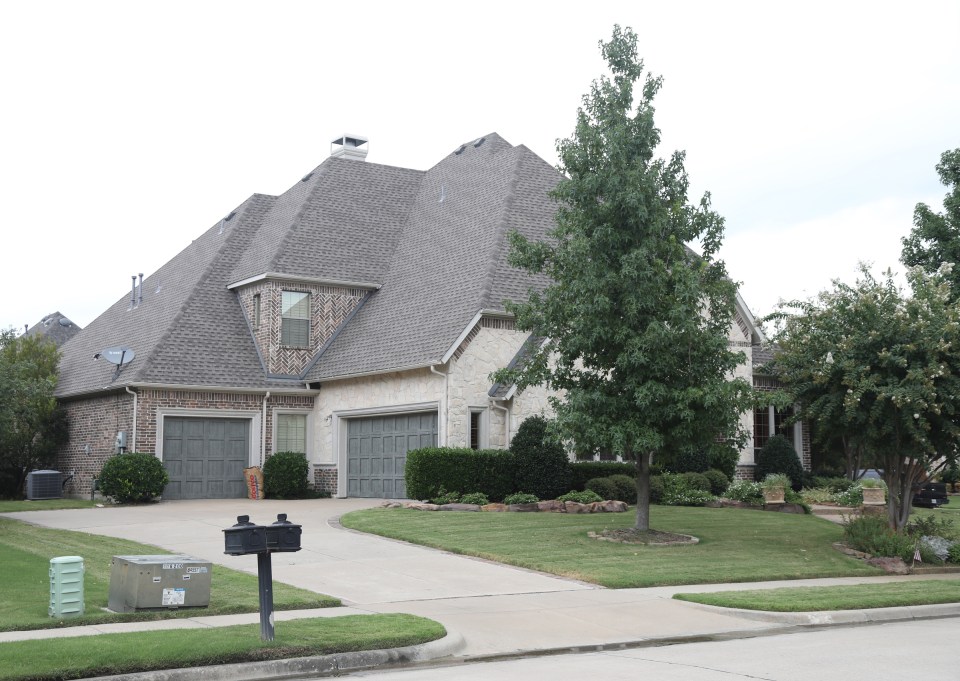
[761,473,790,504]
[860,477,886,505]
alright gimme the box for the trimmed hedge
[263,451,310,499]
[98,452,169,503]
[405,448,516,502]
[756,435,804,491]
[570,461,636,491]
[510,416,571,500]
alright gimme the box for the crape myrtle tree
[766,265,960,530]
[901,149,960,296]
[0,329,68,496]
[492,26,752,532]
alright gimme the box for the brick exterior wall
[313,465,337,495]
[57,392,134,497]
[752,374,812,472]
[236,279,367,376]
[56,388,315,497]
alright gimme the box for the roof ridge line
[136,196,269,380]
[478,147,525,309]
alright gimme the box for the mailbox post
[224,514,301,641]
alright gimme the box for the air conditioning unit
[26,470,62,500]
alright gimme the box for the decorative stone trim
[386,499,628,513]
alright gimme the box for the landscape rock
[564,501,589,514]
[380,501,404,508]
[439,503,481,512]
[507,502,541,512]
[481,503,508,512]
[599,500,628,513]
[405,502,440,511]
[537,500,565,512]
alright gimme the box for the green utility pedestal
[49,556,84,618]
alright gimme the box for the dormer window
[281,291,310,347]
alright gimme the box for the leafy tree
[767,265,960,529]
[901,148,960,295]
[493,26,752,531]
[0,329,68,496]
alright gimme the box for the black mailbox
[265,514,302,552]
[223,515,268,556]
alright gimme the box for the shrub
[569,462,636,491]
[724,480,763,505]
[98,452,169,503]
[649,475,664,504]
[703,469,730,496]
[920,535,952,563]
[263,451,310,499]
[429,486,461,504]
[756,435,804,490]
[405,447,516,501]
[557,489,602,504]
[504,492,539,505]
[660,473,714,506]
[833,483,863,507]
[905,515,957,541]
[607,474,636,503]
[800,487,835,504]
[585,477,618,501]
[948,543,960,564]
[706,443,740,480]
[843,515,915,560]
[815,476,855,493]
[459,492,489,506]
[680,472,711,493]
[510,416,571,500]
[664,446,709,474]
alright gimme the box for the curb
[678,601,960,625]
[86,631,465,681]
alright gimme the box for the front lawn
[340,506,881,588]
[0,499,97,513]
[674,579,960,611]
[0,517,338,631]
[0,614,445,681]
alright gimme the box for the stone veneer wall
[236,279,367,376]
[57,392,134,497]
[56,389,315,497]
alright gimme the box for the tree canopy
[901,148,960,294]
[0,329,68,497]
[493,26,752,531]
[766,265,960,529]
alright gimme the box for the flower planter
[862,487,886,506]
[762,488,785,504]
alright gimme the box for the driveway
[5,498,593,605]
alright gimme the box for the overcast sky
[2,1,958,335]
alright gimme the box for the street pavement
[4,499,959,666]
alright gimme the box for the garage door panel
[163,417,249,500]
[345,411,437,498]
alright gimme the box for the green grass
[0,517,338,631]
[0,614,445,681]
[340,506,881,588]
[0,499,97,513]
[674,579,960,611]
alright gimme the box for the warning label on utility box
[162,588,186,606]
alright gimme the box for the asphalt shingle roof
[24,312,81,347]
[56,132,562,397]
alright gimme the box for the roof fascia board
[440,309,516,364]
[227,272,381,291]
[313,362,438,385]
[735,292,766,344]
[121,382,317,395]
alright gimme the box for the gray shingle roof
[25,312,81,347]
[57,132,562,396]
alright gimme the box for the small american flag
[914,547,922,563]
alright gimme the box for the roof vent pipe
[130,276,137,308]
[137,274,143,306]
[330,134,368,161]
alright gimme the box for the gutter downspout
[429,364,448,446]
[261,391,271,466]
[490,399,511,447]
[124,387,138,452]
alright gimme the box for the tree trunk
[635,451,651,531]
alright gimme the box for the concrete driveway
[5,498,593,605]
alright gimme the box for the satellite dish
[100,346,136,366]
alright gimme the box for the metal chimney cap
[330,134,369,160]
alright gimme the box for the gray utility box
[108,555,212,613]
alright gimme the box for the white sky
[1,1,958,333]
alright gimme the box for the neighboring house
[53,132,798,500]
[24,312,82,346]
